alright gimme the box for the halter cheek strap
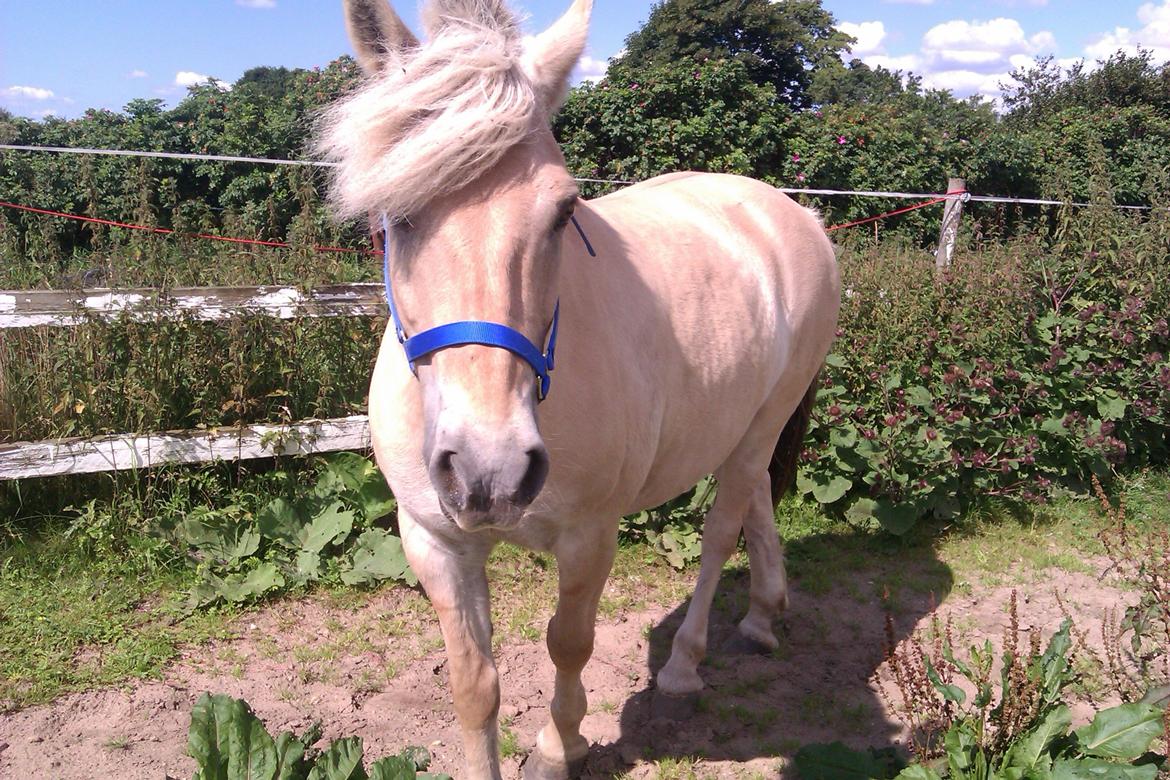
[382,216,561,400]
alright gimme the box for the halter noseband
[381,214,593,401]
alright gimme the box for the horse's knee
[451,656,500,728]
[546,615,594,672]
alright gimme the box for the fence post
[935,177,966,271]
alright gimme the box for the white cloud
[842,16,1058,101]
[862,53,923,73]
[839,21,888,57]
[573,54,610,83]
[128,69,148,79]
[236,0,277,7]
[4,85,55,100]
[175,71,210,87]
[175,71,231,90]
[922,18,1055,73]
[1085,0,1170,61]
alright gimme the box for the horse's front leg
[526,523,618,780]
[398,510,501,780]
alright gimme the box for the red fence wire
[0,200,378,255]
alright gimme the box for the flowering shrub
[798,200,1170,533]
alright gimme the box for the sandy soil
[0,553,1131,779]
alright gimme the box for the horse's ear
[522,0,592,116]
[343,0,418,75]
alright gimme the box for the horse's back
[589,171,838,377]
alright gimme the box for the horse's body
[318,2,840,777]
[372,169,838,540]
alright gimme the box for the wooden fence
[1,283,383,479]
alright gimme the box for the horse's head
[318,0,592,530]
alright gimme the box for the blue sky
[3,0,1169,120]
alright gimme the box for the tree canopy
[618,0,851,109]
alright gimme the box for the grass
[0,529,233,710]
[498,717,524,759]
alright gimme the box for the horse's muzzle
[428,443,550,531]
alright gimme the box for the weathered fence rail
[0,416,372,480]
[1,283,385,328]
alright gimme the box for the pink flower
[792,153,800,162]
[837,136,848,145]
[796,173,806,182]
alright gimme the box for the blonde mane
[315,0,539,220]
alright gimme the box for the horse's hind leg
[656,465,763,696]
[656,389,803,696]
[732,478,787,652]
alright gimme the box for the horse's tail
[768,374,819,506]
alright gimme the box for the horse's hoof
[649,689,699,721]
[521,751,587,780]
[723,631,775,656]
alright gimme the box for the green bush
[796,187,1170,533]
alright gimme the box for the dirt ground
[0,546,1131,779]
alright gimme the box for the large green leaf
[1096,392,1127,421]
[944,722,979,774]
[793,741,892,779]
[1004,704,1072,772]
[212,562,285,604]
[257,498,306,549]
[1034,620,1074,705]
[1074,703,1164,760]
[340,530,416,587]
[892,767,942,780]
[872,499,918,535]
[1051,757,1158,780]
[259,498,353,554]
[300,502,356,553]
[319,453,396,521]
[273,731,308,780]
[177,510,260,564]
[188,693,281,780]
[811,474,853,504]
[307,737,367,780]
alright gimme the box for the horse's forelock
[316,0,536,221]
[422,0,520,40]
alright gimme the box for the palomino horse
[316,0,840,776]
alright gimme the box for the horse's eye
[554,207,575,231]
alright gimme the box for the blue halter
[382,215,588,401]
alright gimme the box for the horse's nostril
[513,446,550,506]
[430,449,462,508]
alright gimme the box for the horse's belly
[623,343,785,513]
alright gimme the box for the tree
[1002,50,1170,124]
[808,58,915,106]
[236,66,298,102]
[554,58,793,194]
[618,0,850,109]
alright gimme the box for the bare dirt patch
[0,545,1132,779]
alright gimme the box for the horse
[315,1,841,777]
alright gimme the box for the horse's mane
[315,0,538,221]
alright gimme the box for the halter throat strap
[381,215,561,400]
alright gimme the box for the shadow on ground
[583,525,954,777]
